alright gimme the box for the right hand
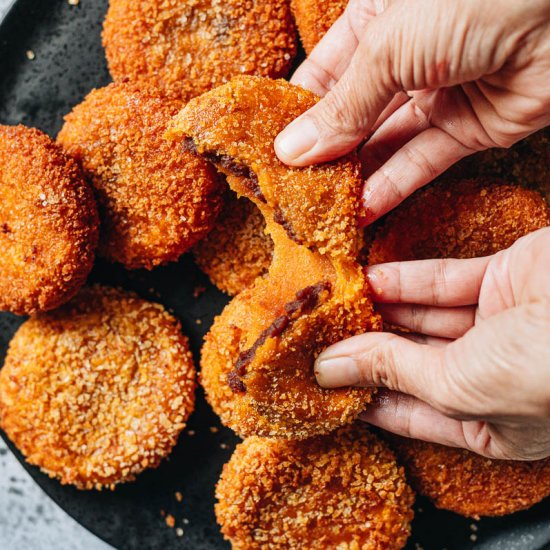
[315,228,550,461]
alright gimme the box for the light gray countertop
[0,1,113,549]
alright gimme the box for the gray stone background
[0,1,112,549]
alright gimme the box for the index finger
[366,256,491,306]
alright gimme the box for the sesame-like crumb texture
[169,76,363,260]
[102,0,297,102]
[0,125,98,315]
[57,82,222,270]
[193,191,273,296]
[291,0,347,54]
[170,76,381,438]
[216,424,414,549]
[446,129,550,202]
[389,437,550,518]
[368,179,550,264]
[0,286,196,490]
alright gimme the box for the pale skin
[274,0,550,460]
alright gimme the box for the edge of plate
[0,0,17,24]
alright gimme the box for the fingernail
[275,117,319,162]
[314,355,359,388]
[361,185,378,225]
[366,268,384,297]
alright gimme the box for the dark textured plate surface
[1,1,549,549]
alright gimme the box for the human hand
[275,0,550,223]
[314,228,550,460]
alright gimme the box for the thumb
[314,332,453,413]
[315,302,550,418]
[275,0,425,166]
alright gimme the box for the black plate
[1,1,549,549]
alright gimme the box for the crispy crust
[216,424,414,549]
[170,76,364,260]
[0,286,196,490]
[193,191,273,296]
[169,76,382,439]
[0,125,98,315]
[103,0,297,101]
[389,438,550,518]
[291,0,347,54]
[57,82,222,270]
[368,178,550,264]
[446,129,550,203]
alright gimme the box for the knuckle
[394,392,415,435]
[407,304,425,332]
[308,58,339,93]
[346,0,388,22]
[375,165,408,203]
[317,87,368,139]
[462,422,492,456]
[402,141,439,181]
[430,357,465,417]
[361,336,399,389]
[396,263,405,303]
[411,101,430,125]
[431,258,451,306]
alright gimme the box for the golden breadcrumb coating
[0,125,98,315]
[193,191,273,296]
[446,129,550,202]
[216,424,414,550]
[368,179,550,265]
[103,0,297,102]
[169,76,363,262]
[57,82,222,270]
[0,286,196,490]
[291,0,347,54]
[168,76,381,439]
[389,438,550,518]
